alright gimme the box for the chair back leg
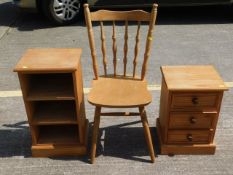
[90,106,101,164]
[139,106,156,162]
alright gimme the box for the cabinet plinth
[157,65,228,155]
[14,48,88,157]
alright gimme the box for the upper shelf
[26,73,75,101]
[14,48,82,72]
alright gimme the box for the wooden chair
[84,3,158,163]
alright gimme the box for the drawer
[171,93,219,110]
[167,130,212,144]
[169,112,215,129]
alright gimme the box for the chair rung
[100,112,140,116]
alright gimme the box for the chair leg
[139,106,155,163]
[90,106,101,164]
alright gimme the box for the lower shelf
[156,118,216,155]
[31,144,87,157]
[38,125,79,145]
[32,119,89,157]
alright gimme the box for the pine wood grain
[14,48,88,157]
[90,107,101,164]
[13,48,82,72]
[123,20,128,77]
[161,65,228,91]
[37,125,79,145]
[167,130,212,144]
[84,6,99,79]
[100,21,107,75]
[84,3,157,79]
[141,4,157,80]
[169,112,215,129]
[89,9,152,21]
[26,74,75,101]
[171,93,219,109]
[88,76,152,108]
[32,101,77,125]
[112,21,117,76]
[133,21,141,77]
[157,65,228,155]
[157,119,216,154]
[84,3,158,163]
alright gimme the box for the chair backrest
[84,3,158,80]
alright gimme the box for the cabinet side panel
[18,73,38,144]
[210,91,224,143]
[73,63,86,144]
[159,77,170,143]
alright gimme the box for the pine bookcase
[14,48,88,157]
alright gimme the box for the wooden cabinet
[157,65,228,154]
[14,48,88,157]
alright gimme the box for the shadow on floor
[1,120,160,163]
[95,122,160,163]
[1,121,31,158]
[1,121,89,163]
[0,2,85,32]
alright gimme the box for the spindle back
[84,4,158,80]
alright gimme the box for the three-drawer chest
[157,65,228,154]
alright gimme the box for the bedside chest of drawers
[157,65,228,154]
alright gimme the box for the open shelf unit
[14,48,88,157]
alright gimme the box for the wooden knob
[192,97,198,105]
[187,134,193,141]
[190,117,197,124]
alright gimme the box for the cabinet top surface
[161,65,228,91]
[14,48,82,72]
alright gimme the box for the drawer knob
[192,97,199,105]
[190,117,197,124]
[186,134,193,141]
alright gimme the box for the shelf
[26,73,75,101]
[31,119,89,157]
[33,101,77,125]
[37,125,79,145]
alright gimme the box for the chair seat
[88,77,152,108]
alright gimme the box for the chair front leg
[90,106,101,164]
[139,106,155,163]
